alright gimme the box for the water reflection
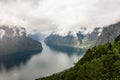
[0,42,86,80]
[46,44,87,56]
[0,50,42,70]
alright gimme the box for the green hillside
[37,34,120,80]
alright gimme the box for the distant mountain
[0,26,42,55]
[29,32,46,41]
[96,22,120,45]
[45,27,102,49]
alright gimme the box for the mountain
[29,32,46,41]
[45,27,102,49]
[37,34,120,80]
[96,22,120,45]
[0,26,42,55]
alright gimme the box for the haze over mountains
[45,22,120,50]
[45,27,102,49]
[0,20,119,55]
[0,0,120,80]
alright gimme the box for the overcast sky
[0,0,120,34]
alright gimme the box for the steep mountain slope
[96,22,120,45]
[45,27,102,49]
[0,26,42,55]
[37,34,120,80]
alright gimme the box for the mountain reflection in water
[0,42,86,80]
[0,50,42,70]
[46,44,87,56]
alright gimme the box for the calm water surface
[0,42,86,80]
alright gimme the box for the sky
[0,0,120,35]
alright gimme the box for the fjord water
[0,42,86,80]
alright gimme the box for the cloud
[0,0,120,34]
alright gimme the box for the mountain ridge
[0,25,43,55]
[45,27,102,49]
[96,22,120,45]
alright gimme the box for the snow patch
[0,29,5,39]
[13,28,18,37]
[18,28,26,36]
[13,27,26,37]
[0,25,27,38]
[97,28,103,36]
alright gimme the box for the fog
[0,0,120,34]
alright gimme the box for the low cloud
[0,0,120,34]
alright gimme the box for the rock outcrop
[96,22,120,45]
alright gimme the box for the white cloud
[0,0,120,34]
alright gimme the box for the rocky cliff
[96,22,120,45]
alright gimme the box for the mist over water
[0,42,85,80]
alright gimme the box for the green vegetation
[36,35,120,80]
